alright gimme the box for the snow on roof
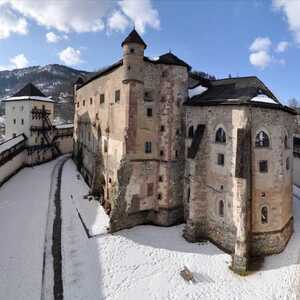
[0,134,25,154]
[188,85,208,98]
[3,96,55,103]
[250,94,277,104]
[55,123,74,129]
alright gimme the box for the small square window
[160,150,164,156]
[157,193,162,200]
[13,119,16,124]
[130,48,135,53]
[259,160,268,173]
[147,108,153,117]
[159,176,163,182]
[217,153,225,166]
[100,94,105,104]
[160,125,165,132]
[115,90,120,103]
[147,183,154,197]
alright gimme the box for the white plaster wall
[5,101,32,139]
[0,150,26,185]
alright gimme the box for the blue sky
[0,0,299,103]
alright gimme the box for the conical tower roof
[121,28,147,49]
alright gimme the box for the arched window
[255,131,270,147]
[215,127,226,143]
[261,206,268,224]
[188,126,194,138]
[284,135,289,149]
[219,200,224,217]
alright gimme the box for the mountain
[0,64,89,122]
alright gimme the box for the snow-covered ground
[1,158,300,300]
[0,158,61,300]
[61,160,300,300]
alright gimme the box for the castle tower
[122,28,146,84]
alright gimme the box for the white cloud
[1,0,111,33]
[0,0,160,37]
[108,10,129,32]
[273,0,300,44]
[0,4,28,39]
[119,0,160,34]
[58,47,82,66]
[249,50,272,69]
[249,37,272,52]
[46,31,68,43]
[276,41,289,52]
[46,32,59,43]
[0,53,29,70]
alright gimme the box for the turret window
[145,141,152,153]
[115,90,120,103]
[255,131,270,147]
[130,48,135,53]
[215,127,226,143]
[261,206,268,224]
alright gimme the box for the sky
[0,0,299,103]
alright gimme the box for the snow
[1,158,300,299]
[60,160,300,300]
[55,123,74,129]
[4,96,54,103]
[188,85,208,98]
[250,94,277,104]
[0,159,61,300]
[0,134,25,154]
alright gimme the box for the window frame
[217,153,225,166]
[259,160,268,173]
[255,130,270,148]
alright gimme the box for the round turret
[121,29,146,84]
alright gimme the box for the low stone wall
[251,217,293,256]
[0,150,26,187]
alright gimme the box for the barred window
[255,131,270,147]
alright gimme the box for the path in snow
[41,155,69,300]
[60,160,300,300]
[0,159,61,300]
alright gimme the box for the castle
[73,29,295,274]
[0,83,73,185]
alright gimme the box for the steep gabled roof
[121,29,147,49]
[13,83,46,97]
